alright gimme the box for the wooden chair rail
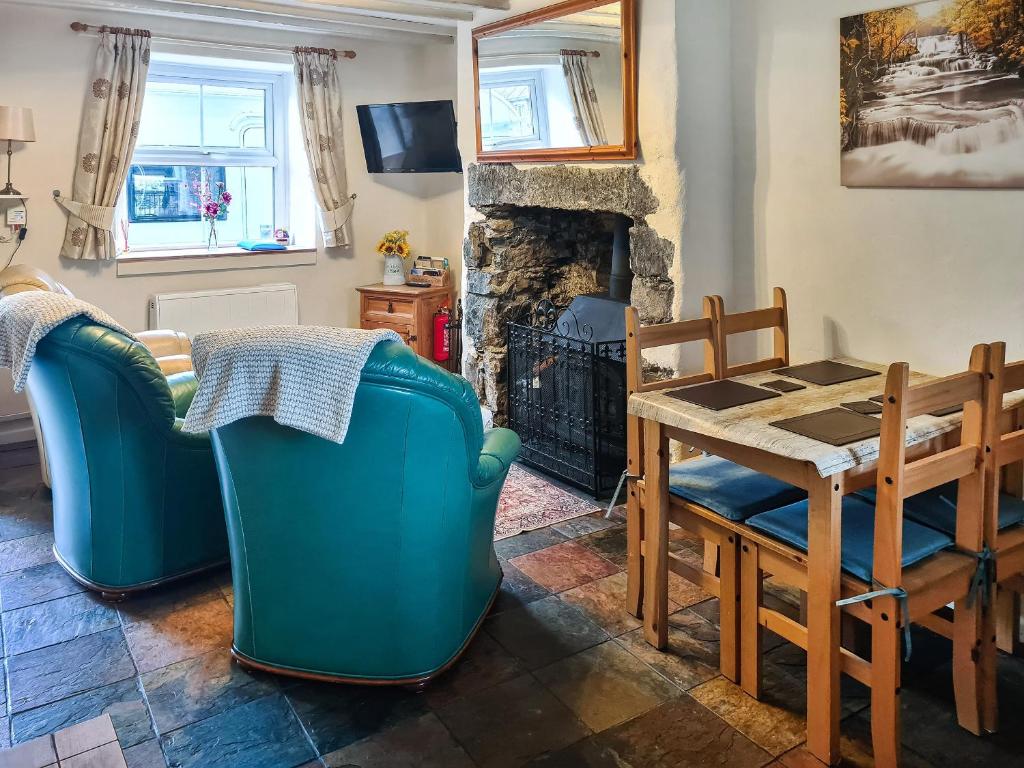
[722,306,786,335]
[724,358,787,377]
[636,372,714,394]
[905,371,984,418]
[902,445,979,498]
[999,428,1024,467]
[637,317,714,349]
[1004,360,1024,393]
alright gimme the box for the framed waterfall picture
[840,1,1024,188]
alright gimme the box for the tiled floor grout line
[278,682,323,766]
[113,604,164,765]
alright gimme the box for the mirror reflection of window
[476,0,625,154]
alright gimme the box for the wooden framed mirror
[472,0,637,163]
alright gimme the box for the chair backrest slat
[1004,360,1024,393]
[904,372,984,419]
[710,287,790,379]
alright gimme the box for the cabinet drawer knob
[409,335,417,342]
[387,301,394,313]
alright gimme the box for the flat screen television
[356,100,462,174]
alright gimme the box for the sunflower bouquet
[377,230,412,259]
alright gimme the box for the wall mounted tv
[357,100,462,174]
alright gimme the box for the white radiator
[148,283,298,337]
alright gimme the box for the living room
[0,0,1022,766]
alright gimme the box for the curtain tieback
[837,583,912,661]
[53,195,116,232]
[318,194,357,232]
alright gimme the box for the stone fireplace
[463,163,677,423]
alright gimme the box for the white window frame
[121,62,291,253]
[479,68,551,150]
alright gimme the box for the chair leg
[718,534,740,683]
[996,587,1021,656]
[739,537,762,698]
[952,598,984,735]
[704,540,720,576]
[626,477,644,619]
[871,598,902,768]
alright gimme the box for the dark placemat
[773,361,881,386]
[762,379,807,393]
[869,394,962,417]
[842,400,883,415]
[666,379,781,411]
[771,407,882,446]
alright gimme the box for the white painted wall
[0,4,463,431]
[730,0,1024,374]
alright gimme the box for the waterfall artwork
[841,0,1024,188]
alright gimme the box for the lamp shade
[0,107,36,142]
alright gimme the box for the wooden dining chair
[625,299,805,682]
[739,344,997,765]
[699,288,794,580]
[707,286,790,378]
[993,355,1024,656]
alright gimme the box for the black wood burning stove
[505,215,632,498]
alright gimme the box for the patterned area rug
[495,464,600,540]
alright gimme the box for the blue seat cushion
[668,455,807,522]
[856,483,1024,536]
[747,495,953,583]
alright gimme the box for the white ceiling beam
[306,0,509,11]
[12,0,455,42]
[180,0,473,24]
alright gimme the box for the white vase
[383,254,405,285]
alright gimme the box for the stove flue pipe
[609,214,632,303]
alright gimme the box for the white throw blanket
[0,292,138,392]
[182,325,402,444]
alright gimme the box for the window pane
[202,85,267,149]
[137,82,201,148]
[125,165,274,249]
[481,83,539,146]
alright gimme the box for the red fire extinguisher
[433,305,451,363]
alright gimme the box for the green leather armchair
[210,340,521,685]
[27,317,228,597]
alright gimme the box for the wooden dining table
[627,358,1024,765]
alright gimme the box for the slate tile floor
[4,461,1024,767]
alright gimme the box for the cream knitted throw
[182,325,401,444]
[0,292,138,392]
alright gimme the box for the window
[479,69,550,150]
[122,63,289,251]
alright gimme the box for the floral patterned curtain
[57,28,150,260]
[560,51,608,147]
[293,47,353,248]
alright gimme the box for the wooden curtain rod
[70,22,356,59]
[560,48,600,58]
[294,46,357,60]
[70,22,150,37]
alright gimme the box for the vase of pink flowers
[192,177,232,251]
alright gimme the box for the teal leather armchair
[27,317,228,597]
[210,340,521,685]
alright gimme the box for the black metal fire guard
[506,300,627,498]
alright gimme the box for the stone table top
[629,358,1023,479]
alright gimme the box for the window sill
[116,245,317,277]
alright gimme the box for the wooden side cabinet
[357,283,453,359]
